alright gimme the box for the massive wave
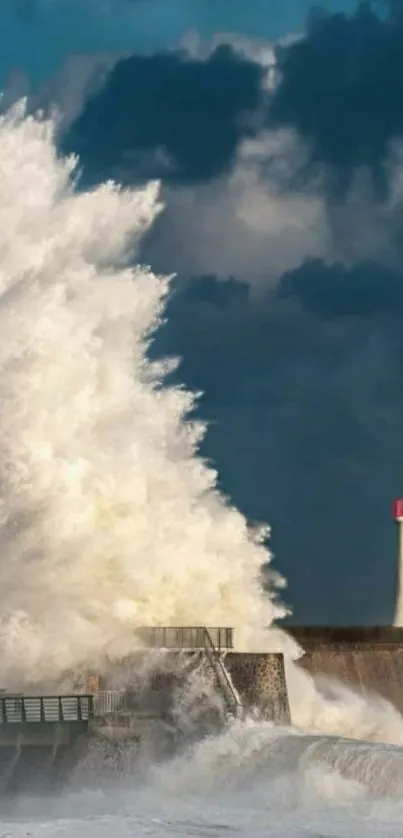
[0,103,288,681]
[1,104,403,747]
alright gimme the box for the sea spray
[1,103,403,745]
[0,102,291,685]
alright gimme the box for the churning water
[1,103,403,835]
[4,722,403,837]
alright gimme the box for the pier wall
[95,649,291,725]
[288,626,403,715]
[225,652,290,724]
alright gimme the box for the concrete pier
[0,626,292,791]
[90,628,291,728]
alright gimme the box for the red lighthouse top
[393,499,403,521]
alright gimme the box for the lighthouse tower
[393,499,403,625]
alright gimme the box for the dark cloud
[61,2,403,197]
[151,269,403,623]
[270,1,403,195]
[62,45,265,186]
[277,259,403,317]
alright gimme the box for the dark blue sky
[0,0,356,85]
[3,0,403,625]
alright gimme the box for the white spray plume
[0,102,291,687]
[1,102,403,747]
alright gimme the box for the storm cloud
[270,1,403,196]
[62,45,265,186]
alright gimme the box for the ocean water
[1,103,403,834]
[3,722,403,836]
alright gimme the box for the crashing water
[0,102,293,682]
[1,103,403,833]
[4,722,403,836]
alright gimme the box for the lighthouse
[393,499,403,625]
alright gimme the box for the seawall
[287,626,403,714]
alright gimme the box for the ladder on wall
[202,628,243,720]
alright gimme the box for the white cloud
[146,128,332,289]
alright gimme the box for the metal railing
[134,626,234,651]
[0,695,93,724]
[93,690,137,715]
[202,628,243,720]
[93,689,163,716]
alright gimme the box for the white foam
[0,102,291,685]
[0,102,403,747]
